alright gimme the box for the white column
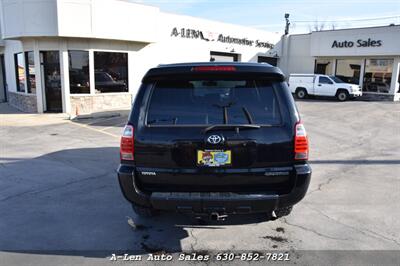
[331,59,337,75]
[59,41,71,114]
[278,35,288,75]
[285,35,291,75]
[33,40,43,113]
[89,50,95,95]
[389,58,400,95]
[128,51,133,94]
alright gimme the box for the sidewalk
[0,103,69,127]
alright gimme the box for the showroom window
[398,67,400,93]
[14,53,26,92]
[25,51,36,94]
[94,52,128,93]
[335,59,362,84]
[68,51,90,94]
[363,59,393,93]
[314,59,333,75]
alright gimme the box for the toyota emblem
[207,135,223,144]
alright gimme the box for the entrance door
[0,54,6,102]
[41,51,62,112]
[315,63,329,74]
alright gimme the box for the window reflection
[69,51,90,94]
[315,59,333,75]
[398,67,400,93]
[94,52,128,93]
[26,52,36,94]
[335,59,362,84]
[363,59,393,93]
[15,53,26,92]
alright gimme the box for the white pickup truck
[289,74,362,101]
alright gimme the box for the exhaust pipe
[210,212,228,221]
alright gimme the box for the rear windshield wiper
[147,117,178,125]
[242,106,254,124]
[203,124,261,133]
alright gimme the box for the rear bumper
[117,164,311,214]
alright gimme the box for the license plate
[197,150,231,167]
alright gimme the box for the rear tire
[132,204,158,217]
[336,90,349,101]
[295,88,308,99]
[274,206,293,218]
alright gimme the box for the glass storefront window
[69,51,90,94]
[363,59,393,93]
[314,59,333,75]
[15,53,26,92]
[335,59,362,84]
[397,66,400,93]
[94,52,128,93]
[25,52,36,94]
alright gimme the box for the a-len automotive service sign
[170,27,274,49]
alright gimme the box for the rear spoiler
[142,63,286,83]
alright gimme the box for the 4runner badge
[207,135,223,144]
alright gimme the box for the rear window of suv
[146,79,282,126]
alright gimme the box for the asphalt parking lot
[1,100,399,265]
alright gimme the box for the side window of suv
[319,76,333,84]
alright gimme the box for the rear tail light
[120,125,134,161]
[192,66,236,72]
[294,122,309,160]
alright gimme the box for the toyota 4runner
[117,62,311,221]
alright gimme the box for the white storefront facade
[1,1,399,115]
[0,0,279,114]
[277,25,400,101]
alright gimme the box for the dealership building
[0,0,399,115]
[278,25,400,101]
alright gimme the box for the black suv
[118,62,311,221]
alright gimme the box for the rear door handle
[318,84,322,86]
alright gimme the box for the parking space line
[68,120,120,138]
[100,122,127,132]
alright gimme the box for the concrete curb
[69,109,130,121]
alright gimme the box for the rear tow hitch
[210,212,228,221]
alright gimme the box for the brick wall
[8,92,38,113]
[70,93,133,115]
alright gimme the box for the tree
[309,20,325,32]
